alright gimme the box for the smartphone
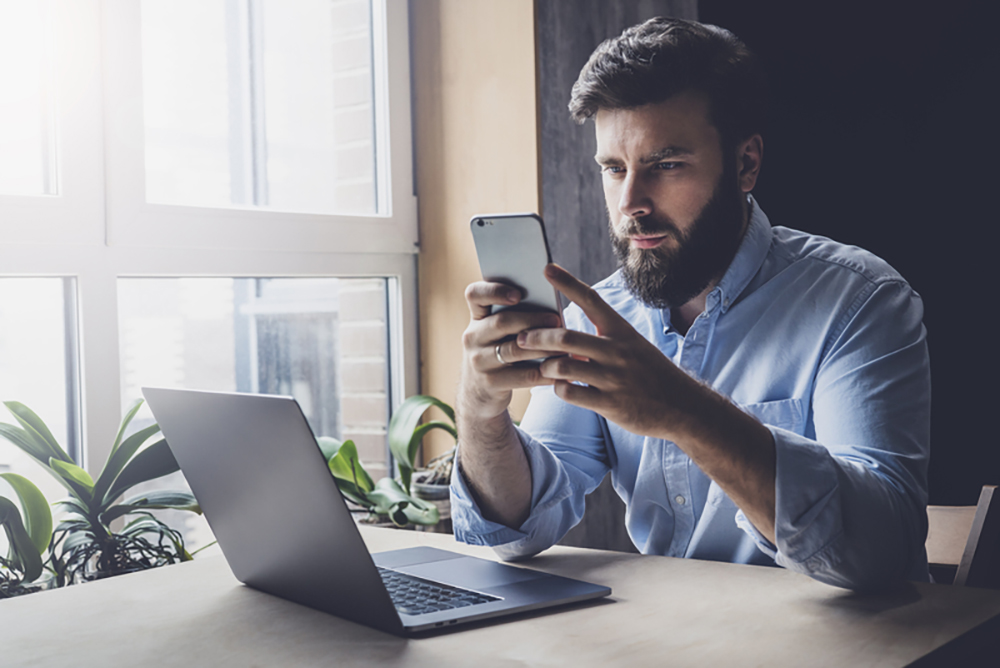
[470,212,561,317]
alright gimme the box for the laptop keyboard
[378,567,500,616]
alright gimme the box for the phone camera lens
[476,219,485,227]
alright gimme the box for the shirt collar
[658,196,773,331]
[711,195,772,314]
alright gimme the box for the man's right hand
[454,280,562,529]
[458,281,563,422]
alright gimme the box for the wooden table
[2,527,999,666]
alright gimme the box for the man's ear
[736,134,763,193]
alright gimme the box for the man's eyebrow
[594,146,694,165]
[640,147,693,163]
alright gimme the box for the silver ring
[495,343,511,366]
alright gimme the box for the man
[450,17,930,590]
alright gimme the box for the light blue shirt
[450,201,931,590]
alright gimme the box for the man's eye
[603,165,624,174]
[656,162,682,170]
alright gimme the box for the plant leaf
[0,473,52,555]
[386,502,410,527]
[100,491,201,524]
[387,395,456,494]
[0,497,44,582]
[315,436,343,462]
[3,401,73,464]
[110,398,145,457]
[398,421,459,494]
[399,501,440,526]
[366,478,439,526]
[332,477,374,509]
[55,497,90,518]
[55,516,91,532]
[326,440,374,493]
[0,423,54,468]
[92,423,162,508]
[120,515,164,533]
[49,458,95,502]
[190,540,218,557]
[119,490,200,512]
[412,420,458,442]
[0,425,83,500]
[368,477,432,508]
[102,439,180,506]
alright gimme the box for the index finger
[464,281,522,320]
[543,264,630,335]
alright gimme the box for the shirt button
[675,495,686,505]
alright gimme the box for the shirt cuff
[735,509,777,560]
[449,446,529,547]
[449,426,584,560]
[735,425,847,577]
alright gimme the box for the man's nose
[618,172,653,219]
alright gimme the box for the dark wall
[536,0,698,285]
[699,0,1000,505]
[536,0,697,551]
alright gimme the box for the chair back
[927,485,999,588]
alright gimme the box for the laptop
[142,387,611,636]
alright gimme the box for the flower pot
[412,476,452,534]
[0,580,49,598]
[83,565,147,582]
[355,513,415,530]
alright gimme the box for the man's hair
[569,17,767,150]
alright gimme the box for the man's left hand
[517,263,702,442]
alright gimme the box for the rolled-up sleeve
[450,386,610,560]
[736,279,931,589]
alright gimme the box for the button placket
[661,441,695,557]
[680,300,723,378]
[678,321,707,374]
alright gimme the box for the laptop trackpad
[398,555,547,589]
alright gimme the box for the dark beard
[609,170,746,310]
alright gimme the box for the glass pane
[0,278,80,506]
[117,276,390,549]
[141,0,378,215]
[0,0,59,196]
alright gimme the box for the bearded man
[450,17,930,590]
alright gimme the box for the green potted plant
[0,473,51,597]
[388,395,456,493]
[0,399,202,586]
[307,394,457,530]
[317,437,440,528]
[387,395,457,531]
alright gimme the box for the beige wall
[411,0,539,459]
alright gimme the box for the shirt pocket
[742,398,808,436]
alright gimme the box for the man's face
[594,91,747,310]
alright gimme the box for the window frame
[0,0,419,475]
[101,0,417,253]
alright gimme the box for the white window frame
[0,0,419,475]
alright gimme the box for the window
[0,0,58,197]
[0,0,417,548]
[118,276,392,477]
[0,277,79,503]
[140,0,381,214]
[103,0,415,253]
